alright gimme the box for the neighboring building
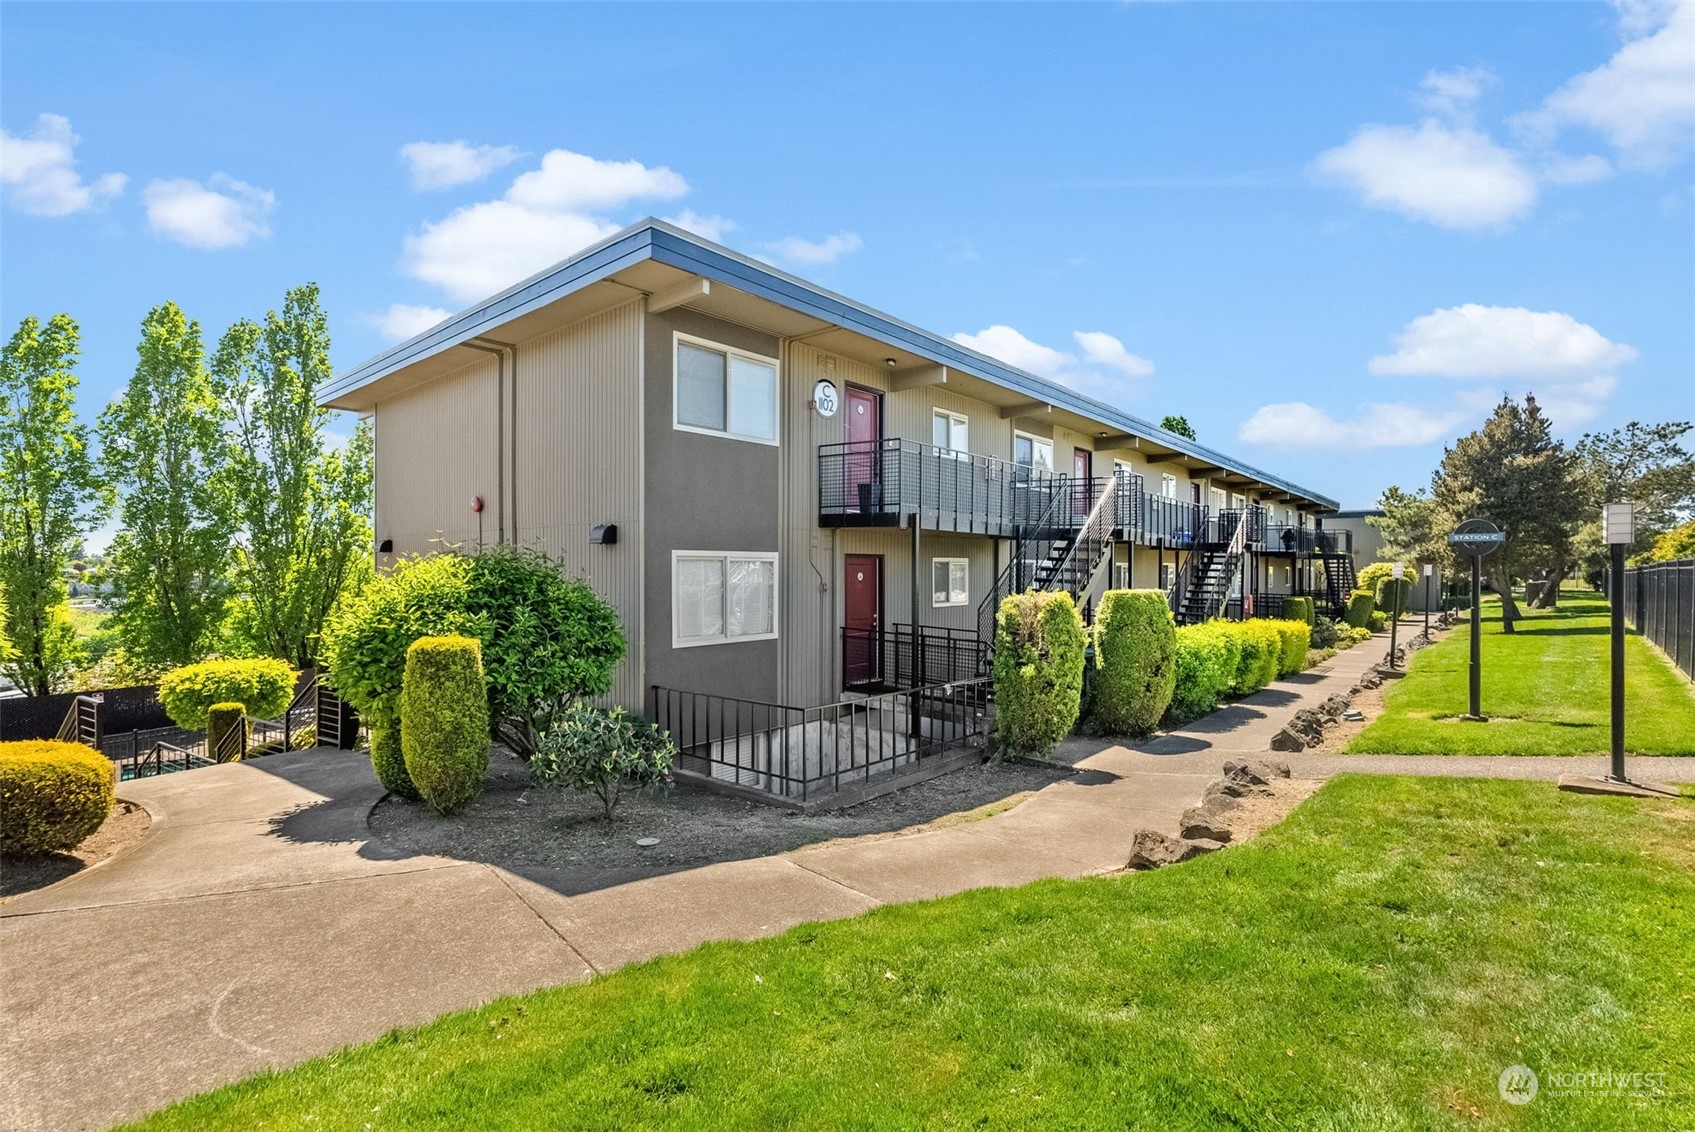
[1326,509,1447,612]
[324,219,1343,729]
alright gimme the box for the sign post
[1422,562,1433,637]
[1447,519,1505,721]
[1603,502,1633,783]
[1386,562,1405,669]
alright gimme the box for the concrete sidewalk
[3,634,1682,1130]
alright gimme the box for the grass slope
[128,776,1693,1131]
[1349,591,1695,756]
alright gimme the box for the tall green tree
[1430,395,1584,628]
[212,284,373,667]
[1570,420,1695,576]
[0,314,105,694]
[99,302,234,667]
[1369,486,1444,566]
[1159,414,1196,440]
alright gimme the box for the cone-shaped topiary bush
[400,635,489,814]
[369,728,418,800]
[0,740,115,855]
[158,658,297,731]
[1089,590,1177,736]
[992,590,1086,757]
[1344,589,1376,630]
[207,702,246,762]
[1283,596,1315,627]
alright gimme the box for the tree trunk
[1529,558,1564,609]
[1490,566,1521,632]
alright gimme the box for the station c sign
[1448,519,1505,558]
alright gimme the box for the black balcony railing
[1263,526,1352,556]
[843,624,987,690]
[1136,493,1207,547]
[819,439,1059,534]
[651,679,991,804]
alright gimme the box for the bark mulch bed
[1,800,152,899]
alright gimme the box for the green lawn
[128,776,1692,1131]
[1349,591,1695,756]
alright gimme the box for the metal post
[1423,572,1431,637]
[1610,541,1626,782]
[1388,585,1400,668]
[1468,557,1483,719]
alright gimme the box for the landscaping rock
[1178,808,1233,843]
[1224,759,1291,785]
[1270,726,1307,752]
[1198,790,1240,816]
[1126,829,1223,869]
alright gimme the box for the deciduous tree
[1159,414,1196,440]
[0,314,105,694]
[99,302,233,667]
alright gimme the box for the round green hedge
[1283,596,1316,627]
[992,590,1086,756]
[400,635,490,814]
[1089,590,1177,736]
[157,658,297,731]
[0,740,116,856]
[207,702,247,762]
[369,727,418,799]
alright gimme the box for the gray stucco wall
[643,307,784,703]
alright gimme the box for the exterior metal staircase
[1171,508,1253,624]
[975,474,1118,657]
[1320,547,1358,619]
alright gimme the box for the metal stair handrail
[1043,473,1118,596]
[975,472,1079,647]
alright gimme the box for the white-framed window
[1160,473,1178,499]
[1209,487,1227,512]
[1159,562,1176,591]
[672,551,778,647]
[1231,492,1246,510]
[932,557,969,606]
[932,410,970,457]
[1013,431,1054,473]
[673,334,779,445]
[1114,563,1130,589]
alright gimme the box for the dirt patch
[1,800,151,898]
[369,747,1077,871]
[1310,683,1386,754]
[1215,776,1325,843]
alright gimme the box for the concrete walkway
[2,635,1685,1130]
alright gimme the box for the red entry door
[843,554,883,686]
[846,387,882,513]
[1072,449,1093,522]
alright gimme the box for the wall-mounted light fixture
[884,358,897,368]
[589,524,618,545]
[378,538,394,554]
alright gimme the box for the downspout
[464,337,518,544]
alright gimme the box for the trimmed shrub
[1310,616,1342,648]
[992,591,1087,756]
[207,702,246,762]
[1283,596,1316,627]
[1089,590,1177,736]
[1344,625,1373,645]
[1355,562,1400,603]
[1367,611,1388,633]
[531,704,677,820]
[1166,621,1239,723]
[158,658,296,731]
[1266,619,1311,676]
[0,740,115,855]
[1231,620,1282,694]
[369,728,417,800]
[400,635,489,814]
[1343,589,1376,630]
[1379,576,1413,619]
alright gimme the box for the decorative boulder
[1178,808,1233,843]
[1126,829,1222,870]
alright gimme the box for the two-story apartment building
[323,220,1344,736]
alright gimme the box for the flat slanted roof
[326,218,1338,511]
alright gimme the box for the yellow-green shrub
[207,702,246,762]
[1230,620,1282,694]
[1167,621,1240,723]
[1283,596,1316,626]
[1089,590,1177,736]
[1265,619,1312,676]
[400,635,489,814]
[1343,589,1376,630]
[0,740,115,855]
[158,658,296,730]
[992,591,1086,756]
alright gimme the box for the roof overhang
[325,219,1339,511]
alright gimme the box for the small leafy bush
[532,704,677,820]
[1344,589,1376,630]
[400,635,490,815]
[1378,576,1413,618]
[1344,625,1373,645]
[1265,619,1312,676]
[1367,611,1388,633]
[290,724,318,751]
[1306,646,1338,667]
[0,740,115,855]
[370,728,416,799]
[158,658,296,730]
[992,590,1086,756]
[1089,590,1177,736]
[1309,617,1342,648]
[1282,596,1315,626]
[1166,622,1240,723]
[1230,620,1283,694]
[207,702,246,762]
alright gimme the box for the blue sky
[4,1,1692,539]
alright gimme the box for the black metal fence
[1624,559,1693,680]
[818,439,1059,535]
[102,726,211,780]
[1,682,173,742]
[843,624,987,691]
[651,678,991,804]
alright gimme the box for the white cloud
[402,148,692,303]
[1369,304,1638,380]
[1237,401,1465,450]
[1417,66,1497,119]
[0,113,125,216]
[764,231,863,266]
[369,303,453,342]
[143,174,274,249]
[399,140,522,190]
[1314,120,1538,229]
[952,324,1155,398]
[1537,152,1614,185]
[1516,2,1695,168]
[1072,330,1155,378]
[663,209,736,242]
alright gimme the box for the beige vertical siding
[372,355,500,556]
[512,300,646,710]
